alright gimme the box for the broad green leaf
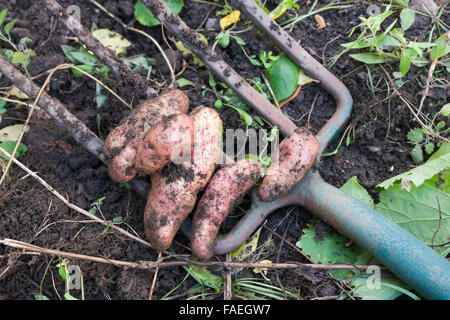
[183,265,223,292]
[0,100,6,114]
[375,176,450,254]
[349,52,387,64]
[0,141,28,160]
[92,28,131,55]
[340,176,374,208]
[232,228,261,261]
[4,19,16,34]
[377,143,450,190]
[265,54,299,102]
[399,54,411,75]
[0,9,7,27]
[407,128,424,143]
[60,45,78,63]
[410,144,423,164]
[430,33,450,61]
[407,41,435,57]
[175,78,194,87]
[425,142,435,155]
[400,8,415,31]
[440,103,450,116]
[71,64,94,77]
[134,0,184,27]
[0,124,30,142]
[11,49,36,69]
[297,222,364,279]
[349,251,412,300]
[70,48,98,66]
[59,266,70,281]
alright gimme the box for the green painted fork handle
[215,171,450,300]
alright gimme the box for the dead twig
[0,238,387,272]
[418,59,437,114]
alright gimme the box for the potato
[144,106,223,252]
[104,89,189,182]
[258,127,319,202]
[191,159,263,260]
[135,114,194,175]
[107,141,138,183]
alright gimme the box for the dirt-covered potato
[191,159,263,260]
[103,89,189,182]
[258,127,319,202]
[107,141,138,183]
[144,106,223,252]
[134,114,194,175]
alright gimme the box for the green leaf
[399,54,411,75]
[59,266,70,281]
[71,64,94,77]
[64,292,79,300]
[175,78,194,87]
[232,228,261,261]
[425,142,435,155]
[60,45,78,63]
[214,100,222,109]
[430,33,450,61]
[297,222,364,280]
[349,52,387,64]
[11,49,36,69]
[378,143,450,190]
[406,128,424,143]
[183,265,223,292]
[376,176,450,254]
[410,144,423,164]
[34,294,50,300]
[0,100,6,114]
[70,48,98,66]
[0,141,28,160]
[134,0,183,27]
[340,176,374,208]
[400,8,415,31]
[4,19,16,35]
[440,103,450,117]
[0,9,7,27]
[264,54,299,102]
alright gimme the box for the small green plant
[57,258,84,300]
[89,196,106,215]
[0,9,36,77]
[406,104,449,163]
[60,44,110,78]
[333,5,450,76]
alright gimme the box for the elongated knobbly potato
[191,159,263,260]
[134,114,194,175]
[258,127,319,202]
[144,106,223,252]
[104,89,189,182]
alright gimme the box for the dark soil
[0,0,448,300]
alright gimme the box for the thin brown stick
[224,253,232,300]
[0,146,152,249]
[0,238,385,272]
[149,252,162,300]
[418,59,437,114]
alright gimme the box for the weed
[0,9,36,77]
